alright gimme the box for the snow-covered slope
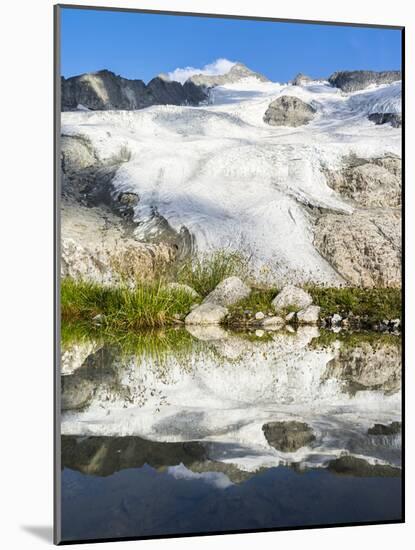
[62,77,401,284]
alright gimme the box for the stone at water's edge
[262,316,285,328]
[203,276,251,307]
[185,302,228,325]
[297,305,321,325]
[272,285,313,313]
[262,421,315,452]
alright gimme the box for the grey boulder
[263,96,316,127]
[203,276,251,307]
[272,285,313,313]
[185,303,228,325]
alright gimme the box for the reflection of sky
[61,464,402,542]
[167,463,233,489]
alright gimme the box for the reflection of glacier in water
[61,327,401,471]
[60,327,402,541]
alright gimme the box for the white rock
[285,312,296,322]
[166,282,199,299]
[272,285,313,313]
[186,325,229,341]
[255,329,265,338]
[185,302,228,325]
[262,316,285,327]
[332,313,342,325]
[203,276,251,307]
[255,311,265,320]
[297,305,321,324]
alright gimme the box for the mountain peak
[187,62,269,87]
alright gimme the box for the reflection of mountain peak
[187,62,270,87]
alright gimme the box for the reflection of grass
[62,319,199,360]
[311,329,401,350]
[176,250,249,297]
[61,278,196,329]
[306,286,401,323]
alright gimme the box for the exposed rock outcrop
[368,112,402,128]
[328,70,401,92]
[368,422,401,436]
[292,73,313,86]
[262,421,315,452]
[314,210,401,288]
[188,62,269,88]
[62,69,208,111]
[263,95,316,127]
[324,155,401,208]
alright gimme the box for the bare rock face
[262,421,315,452]
[368,112,402,128]
[263,95,316,127]
[328,70,401,92]
[62,69,208,111]
[203,276,251,307]
[188,62,269,88]
[368,422,401,436]
[292,73,313,86]
[316,154,401,288]
[314,210,401,288]
[272,285,313,313]
[325,156,401,208]
[184,303,228,325]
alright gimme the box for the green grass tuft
[306,286,401,322]
[61,278,196,330]
[176,250,250,297]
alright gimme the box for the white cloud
[167,58,236,84]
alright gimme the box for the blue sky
[60,7,402,82]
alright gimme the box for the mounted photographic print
[54,4,404,544]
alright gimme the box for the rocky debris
[62,69,208,111]
[255,311,265,320]
[327,455,401,477]
[324,155,401,208]
[314,210,401,288]
[297,305,321,325]
[272,285,313,313]
[117,191,139,207]
[166,282,200,299]
[285,312,296,322]
[262,316,285,328]
[322,341,401,396]
[368,112,402,128]
[185,302,228,325]
[292,73,313,86]
[368,422,401,436]
[328,70,401,92]
[188,62,269,88]
[263,95,316,127]
[203,276,251,307]
[262,421,315,452]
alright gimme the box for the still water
[60,326,402,542]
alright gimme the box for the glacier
[61,76,401,284]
